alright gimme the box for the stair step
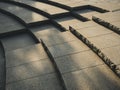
[6,43,48,68]
[0,2,48,24]
[0,12,24,35]
[63,65,120,90]
[12,0,68,15]
[1,33,36,51]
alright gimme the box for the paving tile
[76,9,100,19]
[55,16,83,29]
[13,0,68,15]
[70,21,98,29]
[0,2,48,24]
[51,0,89,7]
[1,33,35,51]
[63,65,120,90]
[77,25,112,38]
[101,45,120,65]
[0,1,120,90]
[48,40,90,58]
[30,25,61,38]
[113,21,120,28]
[41,31,78,46]
[81,11,100,19]
[6,44,48,68]
[93,12,120,31]
[88,33,120,49]
[6,58,55,83]
[92,3,120,11]
[55,50,103,73]
[6,73,63,90]
[93,12,120,22]
[0,12,24,34]
[67,2,88,7]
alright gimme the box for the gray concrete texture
[0,0,120,90]
[0,2,48,24]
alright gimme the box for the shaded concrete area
[6,44,63,90]
[0,42,5,90]
[0,0,120,90]
[1,33,36,51]
[0,2,48,24]
[55,16,83,29]
[0,12,24,34]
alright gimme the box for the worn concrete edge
[40,39,67,90]
[69,26,120,78]
[0,40,6,90]
[92,16,120,35]
[0,7,40,44]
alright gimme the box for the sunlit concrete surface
[13,0,69,15]
[0,0,120,90]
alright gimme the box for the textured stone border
[40,39,67,90]
[69,26,120,78]
[92,16,120,35]
[0,41,6,90]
